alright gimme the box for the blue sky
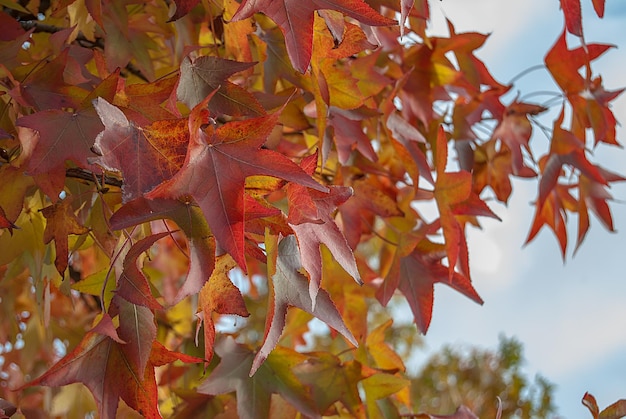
[409,1,626,417]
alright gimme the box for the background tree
[0,0,622,417]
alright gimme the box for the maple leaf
[544,30,622,145]
[176,55,265,116]
[337,175,403,249]
[23,329,200,418]
[251,235,357,374]
[17,108,102,198]
[377,243,483,334]
[198,336,320,419]
[146,96,327,272]
[168,0,200,21]
[91,98,189,202]
[361,372,409,419]
[491,101,547,176]
[197,254,249,363]
[0,206,17,234]
[116,232,169,310]
[231,0,396,73]
[292,353,365,417]
[473,138,536,203]
[18,49,88,111]
[41,198,90,275]
[560,0,583,37]
[286,154,361,304]
[576,168,625,250]
[110,197,216,306]
[433,127,500,278]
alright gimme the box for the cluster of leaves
[412,336,555,418]
[0,0,622,417]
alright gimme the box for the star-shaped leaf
[376,243,483,333]
[231,0,396,73]
[197,254,249,363]
[146,95,327,272]
[110,197,216,306]
[22,300,200,418]
[250,234,357,375]
[198,336,320,419]
[41,198,89,275]
[116,232,169,310]
[91,98,189,202]
[176,55,265,116]
[286,153,361,304]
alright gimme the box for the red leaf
[168,0,200,22]
[286,154,361,304]
[0,206,17,234]
[22,331,199,418]
[91,98,189,202]
[41,198,90,275]
[250,235,357,375]
[583,392,600,419]
[433,127,499,278]
[17,107,103,197]
[176,56,265,116]
[116,233,169,310]
[377,245,483,333]
[110,197,216,305]
[231,0,396,73]
[146,97,327,272]
[592,0,605,17]
[560,0,583,36]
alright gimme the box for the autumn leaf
[231,0,396,73]
[491,101,547,176]
[293,353,365,417]
[361,372,409,419]
[91,98,189,202]
[286,153,361,304]
[433,127,500,278]
[110,197,216,305]
[250,234,357,375]
[22,327,200,418]
[146,96,327,272]
[116,233,169,310]
[17,108,103,198]
[377,243,483,334]
[198,336,320,419]
[176,55,265,116]
[41,198,89,275]
[168,0,200,21]
[197,254,249,363]
[0,206,17,234]
[560,0,583,36]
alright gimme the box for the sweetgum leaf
[91,98,189,202]
[197,254,249,363]
[23,332,200,418]
[41,198,89,275]
[17,107,103,198]
[231,0,396,73]
[292,353,364,416]
[198,336,320,419]
[146,96,327,272]
[377,245,483,334]
[560,0,583,37]
[110,197,216,305]
[250,235,357,375]
[116,233,169,310]
[287,153,361,305]
[176,55,265,116]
